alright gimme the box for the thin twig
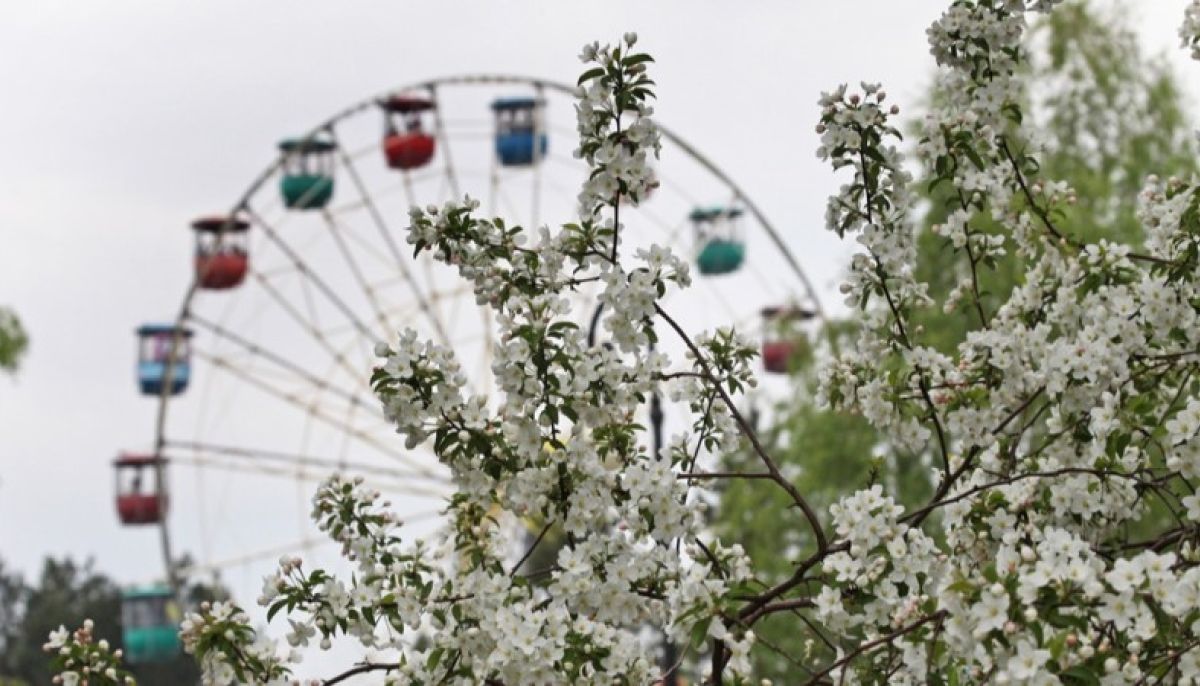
[324,662,401,685]
[509,519,555,577]
[655,303,827,553]
[801,611,947,685]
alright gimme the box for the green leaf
[622,53,655,67]
[427,646,445,670]
[960,143,986,171]
[689,618,712,649]
[1060,666,1101,685]
[267,599,288,622]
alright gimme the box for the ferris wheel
[116,74,824,639]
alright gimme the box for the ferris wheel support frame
[148,73,826,598]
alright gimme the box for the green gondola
[697,239,745,275]
[121,586,181,664]
[279,137,336,209]
[691,206,746,276]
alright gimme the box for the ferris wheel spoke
[342,261,474,334]
[327,214,407,277]
[655,164,704,208]
[296,265,324,333]
[176,500,446,578]
[165,455,446,497]
[495,179,527,229]
[318,209,396,335]
[336,383,359,469]
[531,83,545,230]
[428,83,462,200]
[327,168,443,216]
[395,159,446,335]
[174,537,334,578]
[327,131,450,347]
[249,271,370,387]
[197,350,362,417]
[193,350,443,478]
[187,313,378,418]
[487,137,500,217]
[244,206,384,346]
[341,139,380,164]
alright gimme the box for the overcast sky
[0,0,1194,679]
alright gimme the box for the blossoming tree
[715,1,1200,678]
[50,0,1200,683]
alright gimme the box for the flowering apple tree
[52,1,1200,683]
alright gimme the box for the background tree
[0,555,219,685]
[1,558,123,685]
[0,559,29,686]
[714,1,1200,680]
[0,307,27,376]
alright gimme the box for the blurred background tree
[713,1,1200,680]
[0,308,28,376]
[0,554,222,685]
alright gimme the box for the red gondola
[380,95,436,170]
[192,215,250,290]
[761,306,816,374]
[114,454,168,525]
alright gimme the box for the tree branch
[324,661,401,685]
[655,303,828,553]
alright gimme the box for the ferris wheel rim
[149,72,826,596]
[217,74,823,316]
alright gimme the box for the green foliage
[0,307,28,375]
[714,2,1199,681]
[0,558,123,685]
[1,555,219,684]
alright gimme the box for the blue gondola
[492,97,547,167]
[136,324,193,396]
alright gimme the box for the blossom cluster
[1183,0,1200,60]
[43,620,136,686]
[575,33,661,217]
[180,601,292,685]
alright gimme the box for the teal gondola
[691,206,746,275]
[121,586,182,664]
[279,136,336,209]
